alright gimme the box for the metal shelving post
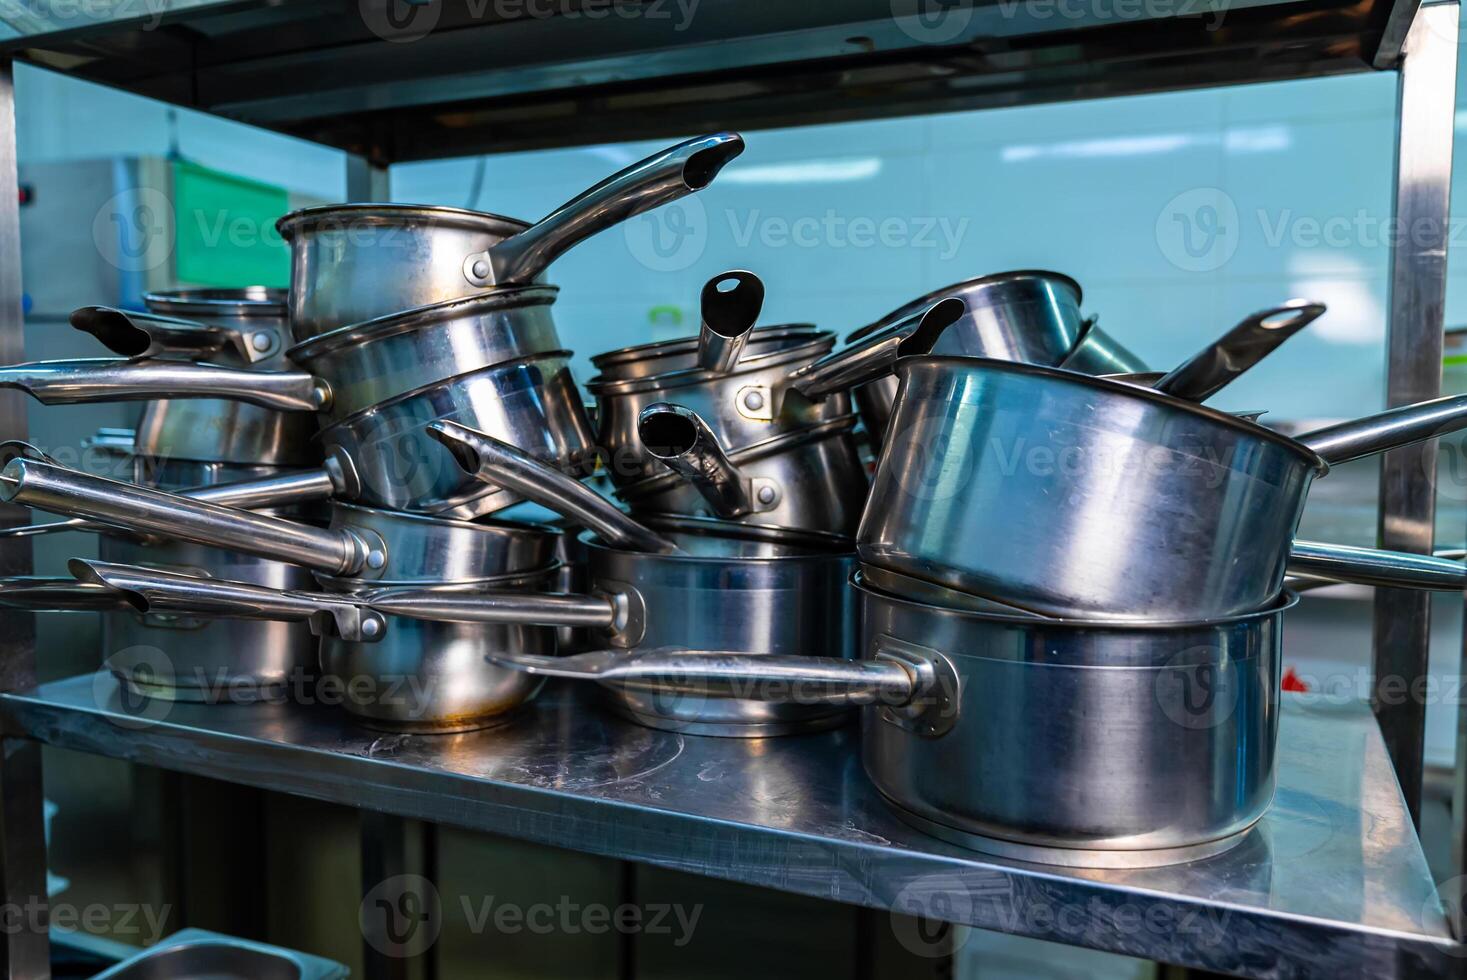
[0,56,46,980]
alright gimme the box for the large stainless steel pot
[75,561,559,732]
[860,357,1467,620]
[426,421,858,735]
[492,573,1290,868]
[0,454,560,584]
[277,134,744,339]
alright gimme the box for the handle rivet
[743,390,765,411]
[251,331,276,353]
[471,260,491,280]
[366,551,386,570]
[361,618,383,639]
[757,485,777,505]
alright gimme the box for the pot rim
[845,270,1082,343]
[275,203,531,241]
[580,513,854,563]
[900,355,1329,475]
[588,327,833,395]
[286,285,561,363]
[854,570,1301,630]
[143,287,287,319]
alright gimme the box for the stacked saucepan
[458,297,1467,867]
[8,131,1467,868]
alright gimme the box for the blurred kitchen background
[15,38,1467,980]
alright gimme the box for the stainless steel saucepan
[74,561,560,733]
[860,356,1467,620]
[277,134,745,339]
[426,420,858,736]
[490,571,1290,868]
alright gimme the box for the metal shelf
[0,0,1419,161]
[2,674,1454,978]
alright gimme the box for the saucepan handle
[1152,299,1324,402]
[466,133,745,287]
[361,588,630,634]
[1296,394,1467,466]
[696,271,764,374]
[637,403,752,519]
[1287,540,1465,590]
[70,307,272,363]
[787,297,966,401]
[0,359,329,412]
[0,576,132,611]
[427,420,681,555]
[0,457,376,577]
[69,560,386,642]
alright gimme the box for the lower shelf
[2,675,1456,978]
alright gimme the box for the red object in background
[1282,667,1309,693]
[16,185,32,206]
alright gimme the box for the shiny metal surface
[637,403,754,519]
[1152,300,1325,401]
[92,928,347,980]
[788,297,963,402]
[429,420,679,554]
[0,464,343,539]
[859,358,1467,620]
[72,306,275,362]
[284,285,562,421]
[591,324,825,381]
[1288,540,1466,591]
[0,357,329,411]
[615,415,868,535]
[4,676,1453,977]
[321,351,596,517]
[855,581,1286,862]
[75,559,386,644]
[588,329,847,486]
[843,272,1118,449]
[581,515,856,736]
[696,271,763,373]
[278,134,743,337]
[95,538,322,701]
[0,576,126,610]
[0,457,377,577]
[135,288,320,466]
[1059,318,1151,375]
[845,271,1085,358]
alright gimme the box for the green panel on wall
[173,159,290,288]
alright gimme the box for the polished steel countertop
[2,676,1455,978]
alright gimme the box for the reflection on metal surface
[1,678,1454,977]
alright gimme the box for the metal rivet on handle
[472,260,490,280]
[743,390,765,412]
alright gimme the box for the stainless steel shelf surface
[0,0,1419,161]
[2,674,1455,978]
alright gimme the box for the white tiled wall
[392,71,1415,421]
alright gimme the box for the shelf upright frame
[1376,0,1459,827]
[0,56,46,980]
